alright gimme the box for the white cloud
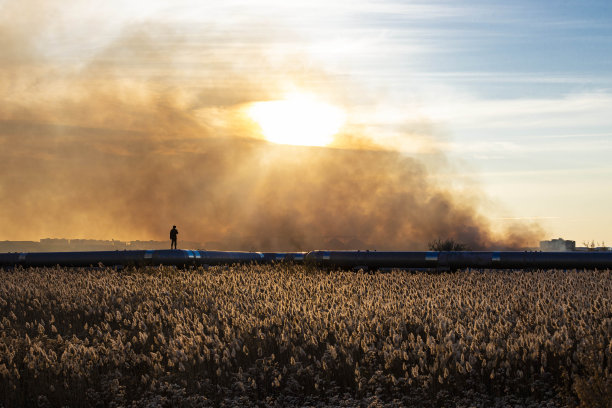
[416,92,612,127]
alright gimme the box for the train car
[2,249,612,270]
[303,250,612,270]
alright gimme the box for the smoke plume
[0,1,542,250]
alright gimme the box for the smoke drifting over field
[0,2,542,250]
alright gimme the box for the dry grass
[0,265,610,407]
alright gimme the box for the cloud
[0,0,543,250]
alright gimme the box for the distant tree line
[582,240,609,251]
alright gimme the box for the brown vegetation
[0,266,610,407]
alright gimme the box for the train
[0,250,302,268]
[2,249,612,270]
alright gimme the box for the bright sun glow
[248,94,345,146]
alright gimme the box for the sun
[248,94,345,147]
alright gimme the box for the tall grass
[0,265,610,407]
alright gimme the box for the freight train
[2,249,612,270]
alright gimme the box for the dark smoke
[0,2,543,250]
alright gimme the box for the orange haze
[0,2,543,250]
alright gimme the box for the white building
[540,238,576,252]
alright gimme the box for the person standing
[170,225,178,249]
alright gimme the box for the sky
[1,0,611,248]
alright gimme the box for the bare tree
[428,238,470,251]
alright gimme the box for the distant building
[540,238,576,252]
[0,241,41,252]
[0,239,202,252]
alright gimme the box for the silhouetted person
[170,225,178,249]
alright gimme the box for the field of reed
[0,265,610,407]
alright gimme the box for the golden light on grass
[248,94,345,146]
[0,266,610,406]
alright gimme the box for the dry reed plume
[0,265,610,407]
